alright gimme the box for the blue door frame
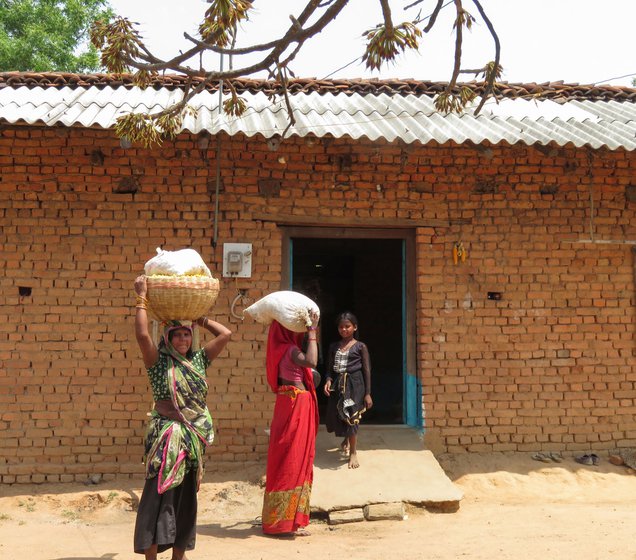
[402,240,422,428]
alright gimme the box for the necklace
[339,339,356,352]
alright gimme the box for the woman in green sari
[133,275,232,560]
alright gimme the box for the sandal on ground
[531,452,551,463]
[549,452,563,463]
[590,453,600,466]
[575,454,593,465]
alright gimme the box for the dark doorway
[291,237,404,424]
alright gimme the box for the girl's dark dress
[325,340,371,437]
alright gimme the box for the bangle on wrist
[307,326,317,331]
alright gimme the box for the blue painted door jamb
[403,240,423,428]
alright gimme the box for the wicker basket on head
[146,275,220,322]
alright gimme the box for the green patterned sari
[143,322,214,494]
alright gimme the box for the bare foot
[348,452,360,469]
[340,439,349,455]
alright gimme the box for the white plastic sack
[144,247,212,277]
[244,291,319,332]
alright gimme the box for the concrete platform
[312,425,463,513]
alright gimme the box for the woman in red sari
[262,311,319,536]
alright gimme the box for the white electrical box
[222,243,252,278]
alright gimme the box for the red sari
[262,321,319,535]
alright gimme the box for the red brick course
[1,125,635,482]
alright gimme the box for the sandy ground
[2,453,636,560]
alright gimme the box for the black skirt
[325,369,366,437]
[134,468,198,554]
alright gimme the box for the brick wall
[1,125,635,482]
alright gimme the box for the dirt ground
[2,452,636,560]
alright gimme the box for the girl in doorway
[323,311,373,468]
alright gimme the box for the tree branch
[378,0,394,32]
[422,0,444,33]
[276,64,296,138]
[96,0,501,146]
[448,0,463,91]
[183,31,280,55]
[126,0,350,80]
[470,0,501,115]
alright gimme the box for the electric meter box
[222,243,252,278]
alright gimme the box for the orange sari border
[262,481,312,534]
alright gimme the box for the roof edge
[1,71,635,102]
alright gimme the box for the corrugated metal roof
[0,74,635,150]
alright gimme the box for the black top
[326,340,372,394]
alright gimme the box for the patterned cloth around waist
[144,330,214,494]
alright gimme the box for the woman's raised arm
[291,311,320,369]
[196,317,232,362]
[134,275,158,368]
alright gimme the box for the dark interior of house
[291,237,404,424]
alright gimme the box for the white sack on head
[144,247,212,277]
[244,291,319,332]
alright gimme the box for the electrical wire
[230,276,251,320]
[213,54,224,250]
[591,72,636,86]
[320,0,454,80]
[230,290,251,320]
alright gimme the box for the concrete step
[312,425,463,513]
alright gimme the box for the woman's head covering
[266,320,305,392]
[159,320,194,357]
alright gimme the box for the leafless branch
[448,0,463,90]
[118,0,348,79]
[122,1,353,136]
[470,0,501,115]
[422,0,444,33]
[96,0,501,146]
[277,64,297,138]
[379,0,395,32]
[183,31,280,56]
